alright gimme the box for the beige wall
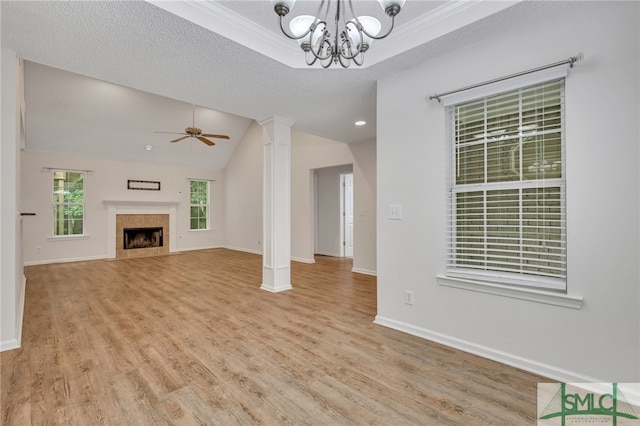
[1,49,25,351]
[20,150,224,264]
[222,121,263,254]
[349,140,377,275]
[224,121,377,274]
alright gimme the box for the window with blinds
[446,79,566,291]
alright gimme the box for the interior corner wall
[1,48,24,351]
[223,121,264,254]
[348,139,377,275]
[376,1,639,382]
[20,150,224,264]
[223,121,377,270]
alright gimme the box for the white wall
[21,150,224,264]
[290,131,355,263]
[376,1,639,382]
[223,121,263,254]
[349,140,377,275]
[224,121,377,272]
[315,165,353,257]
[1,49,25,351]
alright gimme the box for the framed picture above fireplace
[127,179,161,191]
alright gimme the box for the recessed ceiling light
[355,120,366,126]
[145,145,153,151]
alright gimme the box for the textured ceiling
[1,0,580,170]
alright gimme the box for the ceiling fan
[156,106,230,146]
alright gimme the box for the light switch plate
[388,204,403,220]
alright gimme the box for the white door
[342,173,354,257]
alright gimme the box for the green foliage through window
[190,180,209,230]
[53,171,84,236]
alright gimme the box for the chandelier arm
[278,15,316,40]
[342,21,364,57]
[305,50,319,66]
[338,51,352,68]
[320,44,334,67]
[308,38,334,62]
[347,0,397,40]
[351,49,364,66]
[339,35,360,60]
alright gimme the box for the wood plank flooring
[2,249,549,425]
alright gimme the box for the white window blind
[445,79,566,291]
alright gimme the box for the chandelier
[270,0,405,68]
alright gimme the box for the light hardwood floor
[2,249,549,425]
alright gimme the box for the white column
[259,116,294,292]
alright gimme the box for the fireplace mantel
[103,200,179,207]
[104,200,179,258]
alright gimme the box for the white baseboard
[1,275,26,353]
[178,245,223,252]
[314,251,340,257]
[223,245,262,255]
[0,338,20,352]
[24,254,107,266]
[352,267,377,276]
[373,315,602,384]
[223,246,316,264]
[292,256,315,264]
[16,274,25,347]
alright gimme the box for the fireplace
[123,227,163,250]
[104,201,178,259]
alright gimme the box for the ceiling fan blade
[197,137,215,146]
[156,131,188,135]
[200,134,230,139]
[171,136,190,143]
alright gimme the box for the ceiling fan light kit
[270,0,404,68]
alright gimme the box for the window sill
[436,274,583,309]
[47,235,91,242]
[189,229,211,232]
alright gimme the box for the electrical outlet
[36,246,42,253]
[404,290,414,305]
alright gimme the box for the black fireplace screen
[123,227,163,250]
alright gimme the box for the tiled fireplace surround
[104,201,178,259]
[116,214,169,259]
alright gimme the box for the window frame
[189,179,210,231]
[444,74,567,292]
[51,170,86,237]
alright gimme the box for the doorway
[341,173,354,258]
[314,165,353,258]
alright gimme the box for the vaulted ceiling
[1,0,575,170]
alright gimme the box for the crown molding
[366,0,524,66]
[146,0,523,69]
[147,0,304,67]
